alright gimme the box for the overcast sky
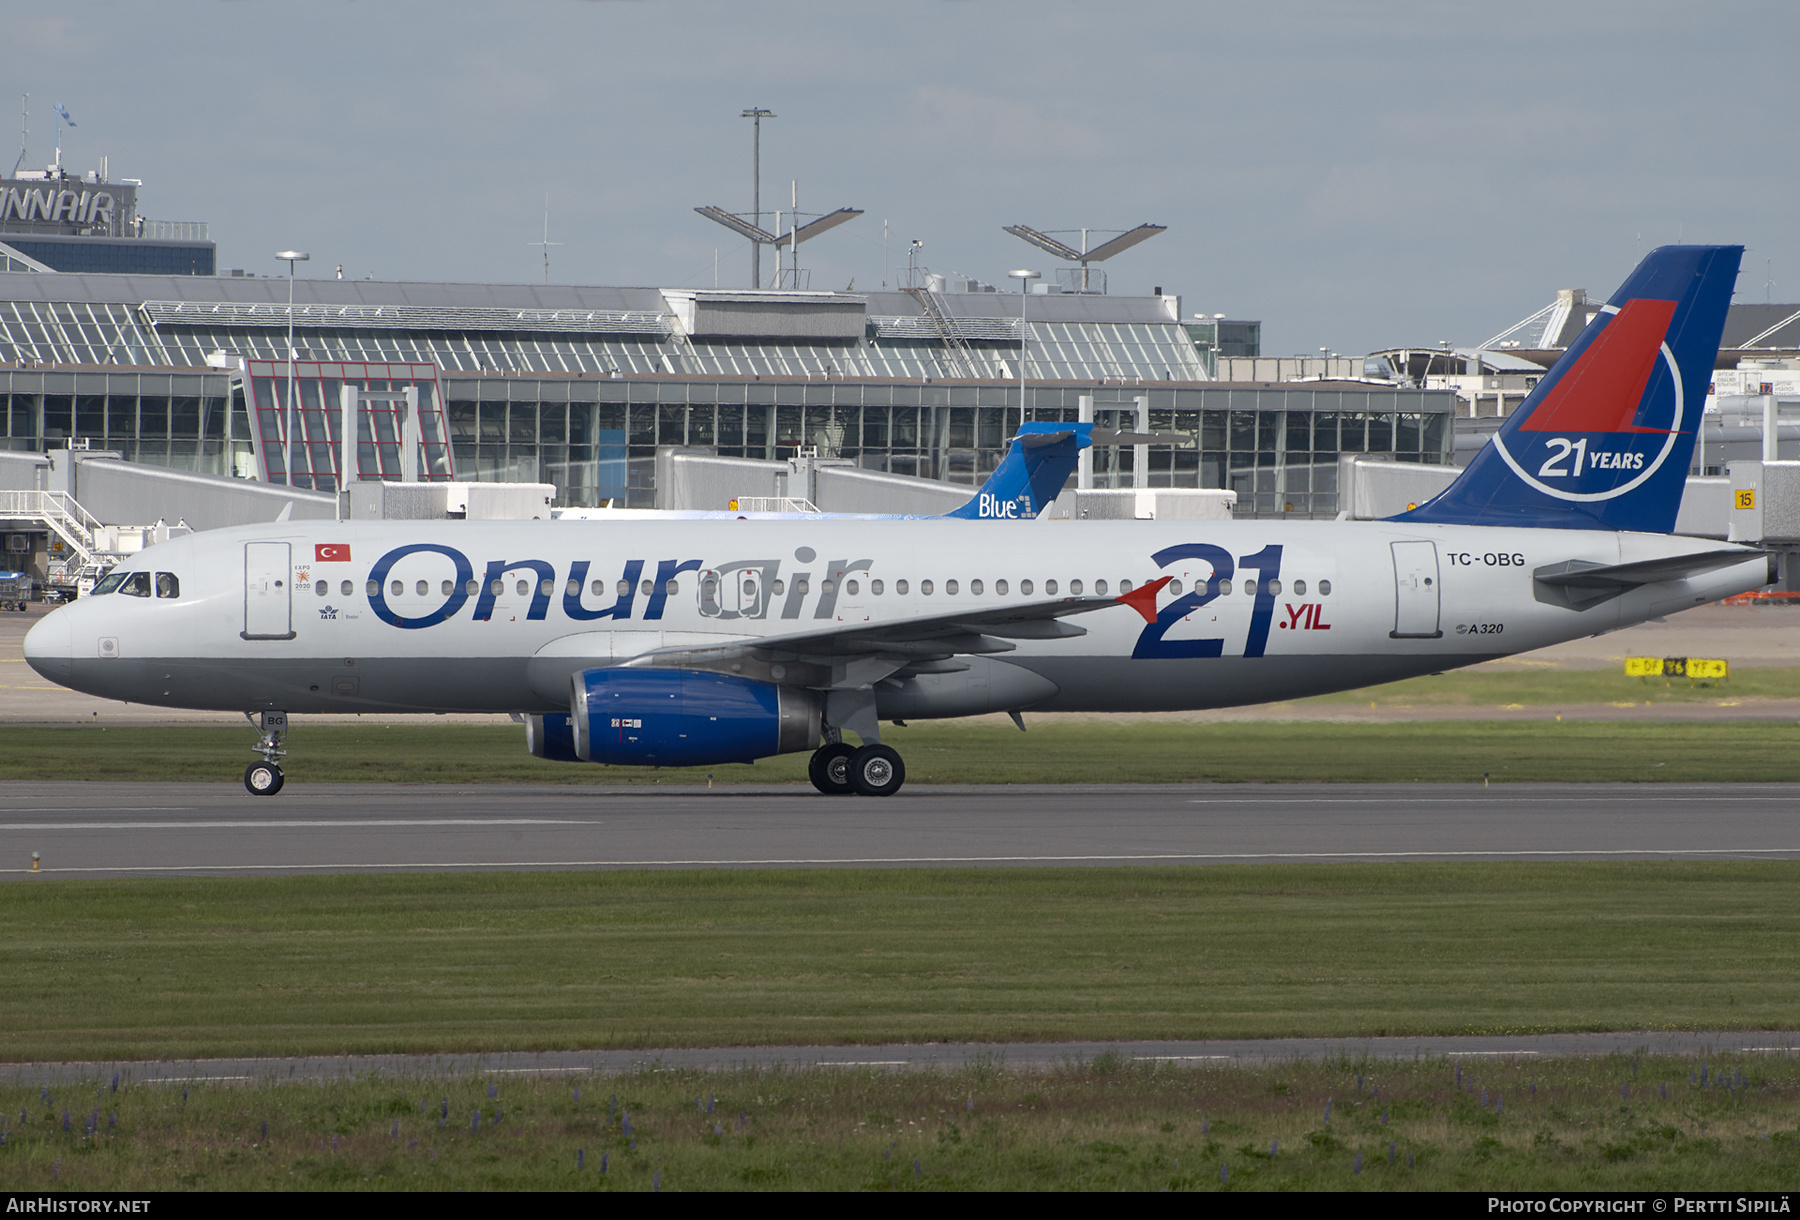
[6,1,1794,355]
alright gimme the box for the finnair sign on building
[0,181,120,230]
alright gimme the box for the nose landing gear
[244,709,287,796]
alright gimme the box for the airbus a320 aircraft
[24,246,1771,798]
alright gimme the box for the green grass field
[1308,664,1800,706]
[4,718,1800,784]
[4,864,1798,1062]
[3,1056,1795,1191]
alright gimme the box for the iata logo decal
[1492,298,1687,503]
[318,605,339,620]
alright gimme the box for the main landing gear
[807,741,906,797]
[244,709,287,796]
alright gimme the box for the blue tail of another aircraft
[942,422,1093,519]
[1396,245,1742,533]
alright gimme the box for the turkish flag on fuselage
[315,544,352,563]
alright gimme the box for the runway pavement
[6,1030,1798,1088]
[4,780,1798,877]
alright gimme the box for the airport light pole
[277,251,309,486]
[1009,269,1039,428]
[741,108,774,288]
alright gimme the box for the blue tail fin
[1397,245,1741,533]
[941,422,1093,519]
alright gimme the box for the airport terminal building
[0,270,1455,517]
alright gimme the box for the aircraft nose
[23,610,72,681]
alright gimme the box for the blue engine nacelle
[525,712,581,762]
[569,667,820,767]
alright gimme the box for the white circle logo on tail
[1491,304,1686,503]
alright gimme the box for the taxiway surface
[4,781,1796,877]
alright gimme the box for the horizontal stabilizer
[1532,548,1770,610]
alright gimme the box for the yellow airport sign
[1625,657,1728,680]
[1735,489,1756,510]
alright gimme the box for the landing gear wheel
[848,744,905,797]
[808,742,859,796]
[244,761,284,796]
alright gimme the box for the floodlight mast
[1002,223,1167,292]
[742,107,774,288]
[694,203,865,286]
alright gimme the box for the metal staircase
[905,287,980,379]
[0,490,117,589]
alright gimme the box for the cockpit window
[118,572,151,598]
[92,572,127,596]
[155,573,179,599]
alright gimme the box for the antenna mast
[528,193,562,284]
[12,94,25,177]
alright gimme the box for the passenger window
[845,579,859,596]
[1118,579,1131,594]
[1094,579,1108,596]
[538,579,552,597]
[1020,579,1033,595]
[771,579,786,595]
[442,580,455,596]
[970,579,983,595]
[640,579,654,596]
[794,576,809,595]
[995,579,1008,595]
[1070,579,1084,595]
[1293,579,1307,596]
[316,580,330,598]
[821,579,836,595]
[945,579,958,595]
[1319,579,1333,596]
[617,580,630,597]
[517,580,531,597]
[490,579,503,596]
[1267,579,1281,596]
[342,581,354,597]
[665,580,679,596]
[417,580,429,597]
[1168,580,1182,595]
[1243,579,1258,596]
[390,580,403,597]
[155,573,179,599]
[119,572,151,598]
[895,579,908,595]
[366,579,379,597]
[871,579,884,595]
[1044,579,1057,595]
[1217,578,1233,595]
[921,580,934,596]
[592,580,605,596]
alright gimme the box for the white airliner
[24,246,1771,798]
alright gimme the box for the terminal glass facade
[0,368,1452,516]
[240,360,453,490]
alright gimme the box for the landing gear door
[1390,540,1442,639]
[243,541,296,640]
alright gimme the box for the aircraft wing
[623,594,1122,671]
